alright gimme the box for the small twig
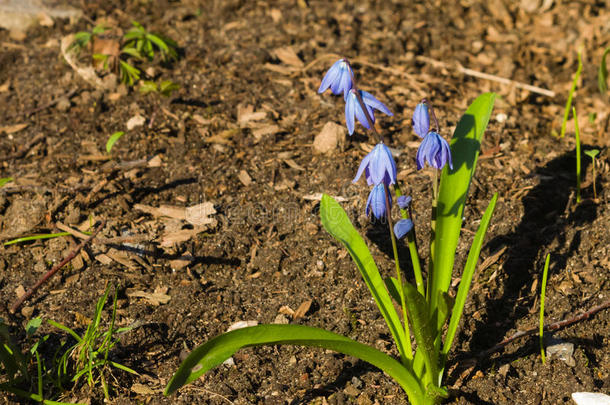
[56,222,150,245]
[478,300,610,358]
[416,56,556,98]
[9,220,106,314]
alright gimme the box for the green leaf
[599,46,610,94]
[120,46,144,60]
[403,283,438,387]
[384,277,402,305]
[139,81,158,94]
[584,149,599,159]
[441,193,497,362]
[560,51,582,138]
[429,93,495,318]
[25,317,42,337]
[159,80,180,97]
[118,61,140,85]
[106,131,125,153]
[0,177,13,188]
[320,194,410,363]
[164,324,424,404]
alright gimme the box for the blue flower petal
[318,59,342,94]
[397,195,412,209]
[412,103,429,138]
[393,219,414,239]
[345,91,356,135]
[366,184,390,219]
[352,152,371,183]
[355,99,370,129]
[416,131,452,170]
[362,91,393,117]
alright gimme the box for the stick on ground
[9,220,106,314]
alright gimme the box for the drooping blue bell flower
[416,131,453,171]
[412,102,430,138]
[345,89,393,135]
[366,183,391,219]
[393,219,414,239]
[397,195,412,210]
[318,59,353,100]
[353,143,397,186]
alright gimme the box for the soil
[1,1,609,404]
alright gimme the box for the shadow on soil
[469,147,600,365]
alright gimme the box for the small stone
[571,392,610,405]
[498,363,511,377]
[273,314,289,324]
[316,260,325,271]
[351,376,362,389]
[126,114,146,130]
[55,97,71,112]
[546,338,575,366]
[343,383,360,397]
[313,122,345,154]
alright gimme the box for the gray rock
[546,338,575,366]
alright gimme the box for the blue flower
[353,143,397,186]
[345,89,393,135]
[393,219,414,239]
[318,59,353,99]
[412,102,429,138]
[366,183,391,219]
[397,195,412,210]
[416,131,453,170]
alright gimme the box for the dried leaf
[127,289,171,306]
[293,299,312,320]
[0,123,28,134]
[185,202,216,226]
[273,46,304,68]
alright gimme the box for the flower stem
[394,185,425,296]
[384,183,412,362]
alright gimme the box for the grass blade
[106,132,125,153]
[539,253,550,364]
[560,51,582,138]
[599,46,609,94]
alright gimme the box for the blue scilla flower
[353,143,397,186]
[412,102,429,138]
[366,183,391,219]
[318,59,353,100]
[416,131,453,170]
[345,89,393,135]
[397,195,412,210]
[393,219,414,239]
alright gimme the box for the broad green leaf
[429,93,495,317]
[599,46,610,94]
[584,149,599,159]
[384,276,401,305]
[320,194,410,363]
[106,131,125,153]
[25,317,42,337]
[0,177,13,188]
[403,283,438,389]
[164,324,424,404]
[441,193,497,362]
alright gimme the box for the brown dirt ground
[1,1,609,404]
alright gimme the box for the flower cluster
[412,101,453,170]
[318,59,393,135]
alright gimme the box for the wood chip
[159,227,207,247]
[134,204,186,220]
[185,202,216,226]
[273,46,304,68]
[0,123,28,134]
[238,170,253,186]
[313,122,345,154]
[279,305,295,316]
[127,289,171,306]
[284,158,305,171]
[238,104,267,127]
[293,299,312,320]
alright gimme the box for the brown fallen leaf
[159,227,207,247]
[273,46,304,68]
[134,204,186,220]
[238,104,267,127]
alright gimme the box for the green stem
[426,170,439,301]
[384,184,412,362]
[394,185,425,296]
[573,107,581,204]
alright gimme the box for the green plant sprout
[573,106,582,203]
[105,131,125,154]
[48,285,138,401]
[558,51,582,139]
[165,89,497,404]
[139,79,180,97]
[584,149,600,199]
[539,253,550,364]
[1,317,84,404]
[0,177,13,188]
[599,46,610,94]
[71,21,178,86]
